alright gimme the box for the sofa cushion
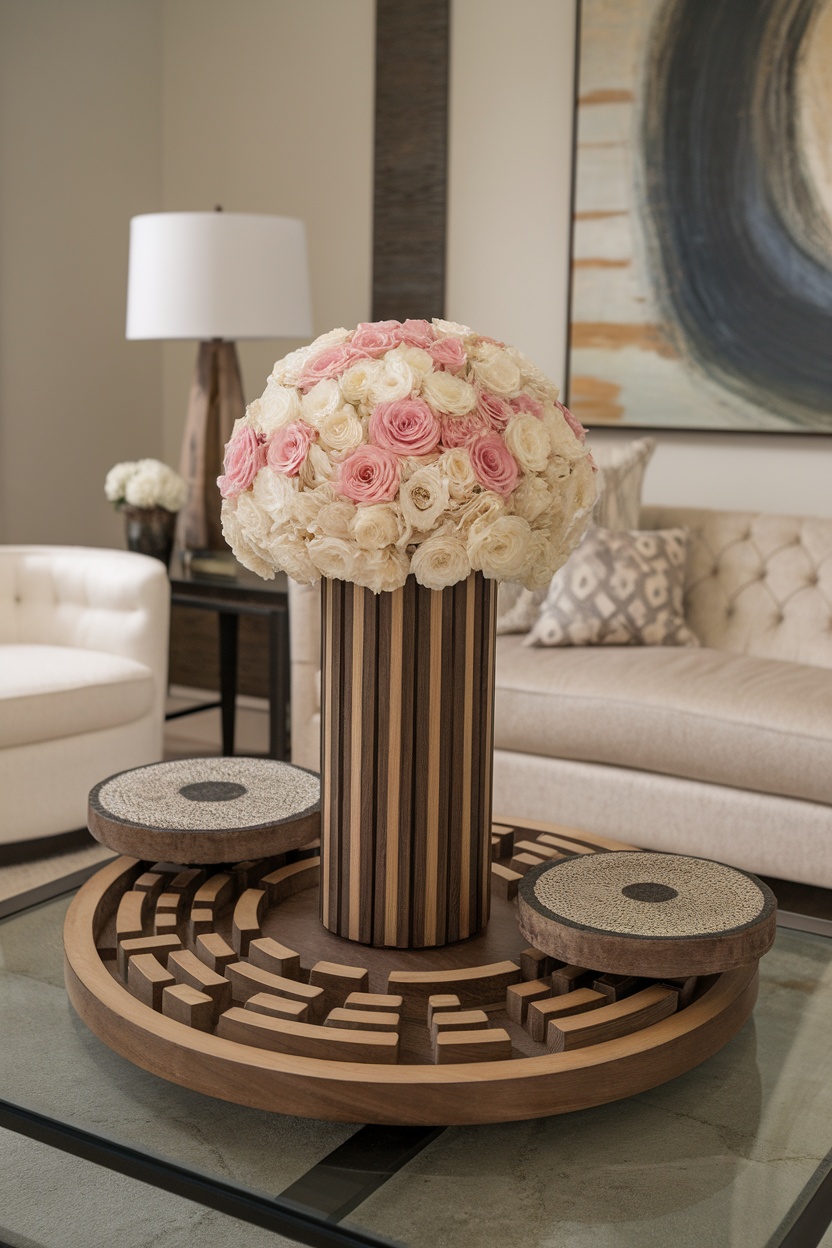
[495,636,832,805]
[0,645,154,749]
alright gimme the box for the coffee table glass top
[1,881,831,1248]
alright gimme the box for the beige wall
[0,0,163,547]
[449,0,832,517]
[159,0,375,468]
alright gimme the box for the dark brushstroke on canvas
[642,0,832,431]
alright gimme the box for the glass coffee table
[1,863,832,1248]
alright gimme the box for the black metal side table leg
[218,611,239,756]
[268,606,290,760]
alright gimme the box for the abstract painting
[567,0,832,432]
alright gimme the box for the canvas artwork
[567,0,832,433]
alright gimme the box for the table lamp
[126,210,313,552]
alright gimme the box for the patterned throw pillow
[525,526,699,648]
[495,438,656,635]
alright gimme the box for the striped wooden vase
[320,572,498,948]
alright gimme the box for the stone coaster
[88,758,320,865]
[517,851,777,978]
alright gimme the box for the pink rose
[511,392,543,419]
[429,336,466,372]
[350,320,405,357]
[469,433,519,498]
[399,319,435,349]
[476,389,513,432]
[440,410,490,448]
[557,400,587,444]
[217,426,267,499]
[297,343,363,391]
[370,397,441,456]
[266,420,316,477]
[336,445,401,504]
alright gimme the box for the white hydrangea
[105,458,187,512]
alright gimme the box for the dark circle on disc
[621,882,679,903]
[178,781,248,803]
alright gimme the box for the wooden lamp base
[63,818,762,1125]
[176,339,244,553]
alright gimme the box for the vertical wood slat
[320,573,497,949]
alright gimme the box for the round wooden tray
[63,818,761,1125]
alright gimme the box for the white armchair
[0,546,170,846]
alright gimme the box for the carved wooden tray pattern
[63,819,760,1125]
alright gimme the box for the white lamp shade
[126,212,313,341]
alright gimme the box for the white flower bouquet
[219,319,597,593]
[105,458,188,513]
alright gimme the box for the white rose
[254,382,302,434]
[516,528,555,591]
[318,407,365,455]
[400,463,450,532]
[270,343,315,387]
[301,378,342,427]
[290,484,333,535]
[453,489,505,534]
[367,352,417,405]
[436,448,476,501]
[221,499,276,580]
[469,344,521,396]
[504,414,551,473]
[351,503,404,551]
[339,358,385,406]
[299,443,334,489]
[392,344,434,383]
[511,473,551,523]
[410,533,471,590]
[358,546,410,594]
[420,370,477,416]
[307,535,356,581]
[467,514,532,581]
[262,529,319,583]
[314,499,356,540]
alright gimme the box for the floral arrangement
[105,459,188,513]
[219,319,596,593]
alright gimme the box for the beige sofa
[0,546,170,845]
[289,505,832,890]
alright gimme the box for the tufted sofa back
[641,507,832,669]
[0,546,170,711]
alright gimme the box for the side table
[167,555,290,760]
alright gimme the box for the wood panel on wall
[372,0,450,321]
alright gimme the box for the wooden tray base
[63,819,760,1125]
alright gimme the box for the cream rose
[314,499,356,540]
[436,448,476,500]
[360,546,410,594]
[318,407,364,455]
[516,528,555,591]
[542,408,587,462]
[467,514,532,580]
[221,499,276,579]
[301,378,342,427]
[251,462,298,521]
[431,317,472,338]
[410,533,471,590]
[399,463,450,532]
[469,344,521,396]
[504,414,551,473]
[511,473,551,523]
[337,357,383,406]
[351,503,403,551]
[367,352,417,405]
[255,382,302,434]
[263,530,319,582]
[393,344,434,383]
[421,370,477,416]
[307,535,357,581]
[453,489,505,534]
[299,443,334,488]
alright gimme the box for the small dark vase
[122,505,177,566]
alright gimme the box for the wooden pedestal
[63,819,762,1126]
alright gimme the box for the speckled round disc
[88,757,320,864]
[517,851,777,977]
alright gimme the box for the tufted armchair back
[641,507,832,669]
[0,546,171,717]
